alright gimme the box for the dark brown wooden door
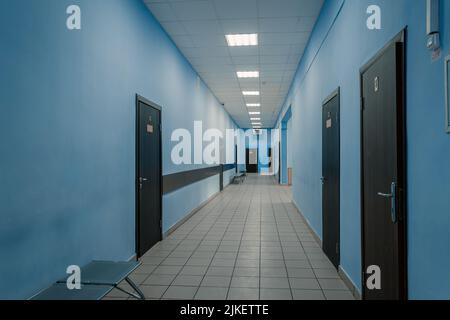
[322,90,340,269]
[136,97,162,258]
[361,39,406,300]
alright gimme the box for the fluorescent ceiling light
[237,71,259,78]
[252,122,262,126]
[226,34,258,47]
[249,112,260,115]
[247,103,261,107]
[243,91,260,96]
[250,118,261,121]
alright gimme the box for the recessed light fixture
[237,71,259,78]
[226,34,258,47]
[243,91,260,96]
[249,111,260,115]
[250,118,261,121]
[246,103,261,107]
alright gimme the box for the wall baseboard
[339,266,362,300]
[291,200,322,247]
[291,200,362,300]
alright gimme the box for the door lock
[377,182,397,223]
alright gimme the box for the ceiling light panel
[243,91,260,96]
[226,34,258,47]
[237,71,259,78]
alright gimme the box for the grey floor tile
[234,267,260,277]
[227,288,259,300]
[172,275,203,287]
[323,290,355,300]
[161,257,189,266]
[313,268,340,279]
[144,274,176,286]
[230,276,259,289]
[179,266,209,276]
[127,273,149,285]
[105,288,132,299]
[140,256,166,265]
[292,289,325,300]
[289,278,321,290]
[261,277,290,289]
[261,260,286,268]
[153,265,183,275]
[139,285,168,299]
[309,259,335,269]
[285,260,311,268]
[287,268,315,278]
[186,258,212,266]
[260,289,292,300]
[201,276,231,288]
[207,267,234,277]
[168,251,192,258]
[260,267,287,277]
[211,258,236,267]
[134,264,157,274]
[235,259,260,268]
[162,286,198,300]
[318,278,348,290]
[195,287,228,300]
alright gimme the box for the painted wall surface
[287,119,293,169]
[0,0,236,299]
[275,0,450,299]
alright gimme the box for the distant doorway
[246,148,258,173]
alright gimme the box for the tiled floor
[105,175,355,300]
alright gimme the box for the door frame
[322,87,341,269]
[135,94,163,258]
[359,30,408,300]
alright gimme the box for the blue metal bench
[233,172,247,184]
[31,261,145,300]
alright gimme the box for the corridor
[106,175,354,300]
[3,0,450,302]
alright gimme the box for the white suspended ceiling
[144,0,324,128]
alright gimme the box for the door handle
[377,182,397,224]
[139,177,148,183]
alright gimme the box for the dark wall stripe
[163,164,236,195]
[223,164,236,172]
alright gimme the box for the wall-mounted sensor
[426,0,440,52]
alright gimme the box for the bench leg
[115,277,145,300]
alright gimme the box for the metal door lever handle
[377,192,393,198]
[139,177,148,183]
[377,182,397,223]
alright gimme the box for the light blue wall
[275,0,450,299]
[0,0,237,299]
